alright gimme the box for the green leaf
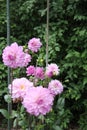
[83,65,87,71]
[56,97,65,109]
[0,109,10,119]
[11,110,18,118]
[4,94,11,103]
[20,105,25,113]
[83,77,87,85]
[13,118,18,128]
[53,125,62,130]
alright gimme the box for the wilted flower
[28,38,42,52]
[8,77,34,101]
[45,63,60,77]
[22,86,54,116]
[48,80,63,96]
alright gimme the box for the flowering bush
[2,37,63,129]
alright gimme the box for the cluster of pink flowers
[2,37,64,116]
[26,63,60,80]
[26,66,44,80]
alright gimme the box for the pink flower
[26,65,35,76]
[22,86,54,116]
[8,77,34,101]
[48,80,63,96]
[35,67,44,80]
[45,63,60,78]
[28,38,42,52]
[2,42,31,68]
[21,53,31,67]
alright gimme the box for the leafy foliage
[0,0,87,129]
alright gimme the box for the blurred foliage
[0,0,87,129]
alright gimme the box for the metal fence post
[6,0,12,130]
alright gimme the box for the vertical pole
[7,0,10,45]
[46,0,49,66]
[6,0,12,130]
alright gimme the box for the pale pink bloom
[35,67,44,80]
[22,86,54,116]
[2,42,23,68]
[2,42,31,68]
[28,38,42,52]
[48,80,63,96]
[45,63,60,77]
[26,65,35,76]
[8,77,34,100]
[21,53,31,67]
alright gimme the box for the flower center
[8,54,16,60]
[32,41,37,46]
[53,71,56,75]
[36,99,43,105]
[20,85,25,90]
